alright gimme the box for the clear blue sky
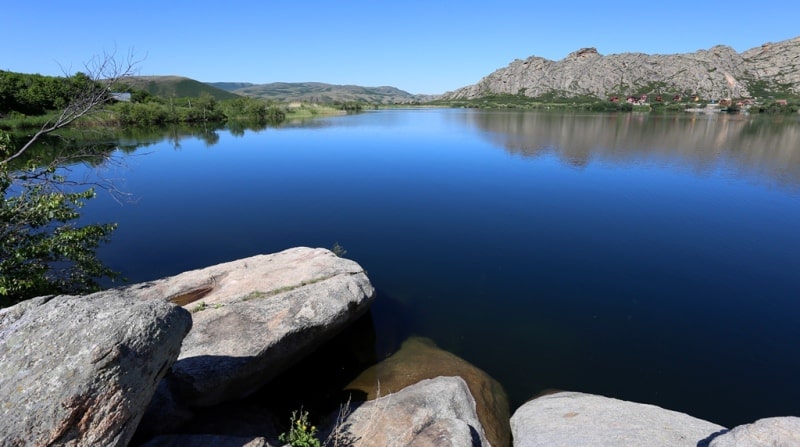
[2,1,798,94]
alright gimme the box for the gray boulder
[345,336,510,447]
[511,391,726,447]
[140,434,271,447]
[709,417,800,447]
[0,291,191,446]
[326,376,490,447]
[131,247,375,407]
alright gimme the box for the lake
[76,108,800,427]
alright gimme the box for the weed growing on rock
[280,409,321,447]
[191,301,207,313]
[331,242,347,257]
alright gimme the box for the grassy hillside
[208,82,255,92]
[119,76,240,100]
[232,82,427,104]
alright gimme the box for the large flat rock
[0,291,191,446]
[131,247,375,407]
[511,391,726,447]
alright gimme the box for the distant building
[625,95,649,105]
[111,92,132,102]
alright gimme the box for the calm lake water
[76,109,800,427]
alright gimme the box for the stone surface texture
[140,434,271,447]
[511,391,727,447]
[131,246,375,407]
[443,36,800,100]
[709,417,800,447]
[327,376,490,447]
[345,336,510,447]
[0,291,192,446]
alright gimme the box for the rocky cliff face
[443,36,800,100]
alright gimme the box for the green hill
[208,82,255,92]
[230,82,432,104]
[119,76,240,100]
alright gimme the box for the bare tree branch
[1,49,141,165]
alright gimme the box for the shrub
[279,410,321,447]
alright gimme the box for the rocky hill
[443,36,800,101]
[230,81,434,104]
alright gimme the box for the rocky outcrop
[0,291,192,447]
[131,247,375,408]
[325,376,490,447]
[709,417,800,447]
[344,336,510,447]
[510,391,726,447]
[742,40,800,91]
[443,36,800,100]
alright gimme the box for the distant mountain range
[114,36,800,105]
[209,81,436,104]
[442,36,800,101]
[115,77,433,104]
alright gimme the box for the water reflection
[64,108,800,428]
[115,123,226,150]
[458,110,800,187]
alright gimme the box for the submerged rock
[345,336,510,447]
[134,247,375,407]
[0,291,191,446]
[709,417,800,447]
[326,376,490,447]
[510,391,726,447]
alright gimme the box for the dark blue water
[79,109,800,427]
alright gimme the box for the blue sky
[2,1,798,94]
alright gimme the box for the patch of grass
[190,300,224,312]
[240,274,339,301]
[242,291,267,301]
[0,112,57,130]
[745,79,799,99]
[191,301,208,313]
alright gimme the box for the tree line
[0,70,98,116]
[0,70,287,128]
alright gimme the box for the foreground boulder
[141,434,270,447]
[345,336,510,447]
[709,417,800,447]
[326,376,490,447]
[511,391,726,447]
[0,291,192,446]
[132,247,375,407]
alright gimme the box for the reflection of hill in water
[460,111,800,188]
